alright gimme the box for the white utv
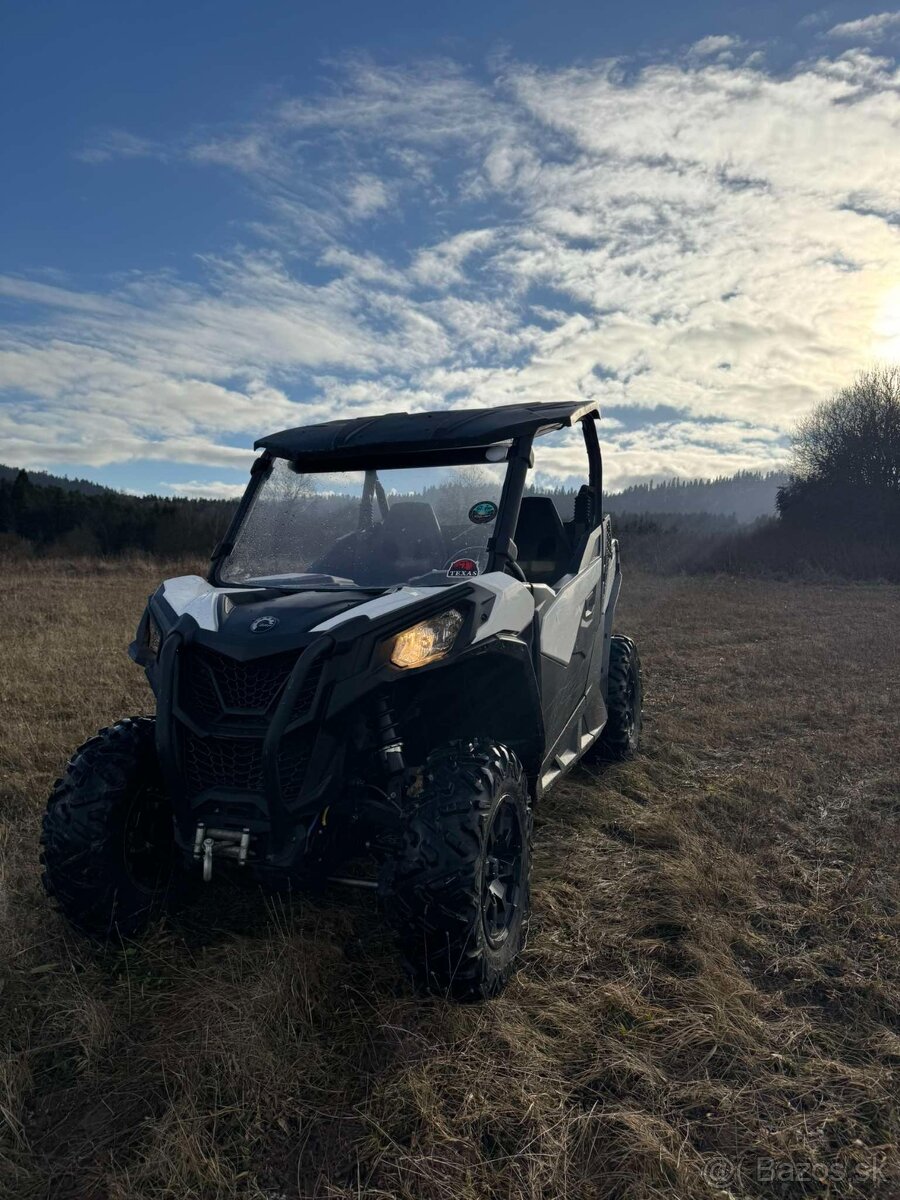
[41,401,642,1002]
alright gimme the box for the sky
[2,1,900,498]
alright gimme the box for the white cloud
[826,11,900,40]
[76,129,161,164]
[319,246,408,288]
[347,173,393,218]
[411,229,497,288]
[5,40,900,487]
[690,35,742,57]
[163,480,248,499]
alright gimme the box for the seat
[368,501,445,584]
[380,501,444,554]
[514,496,571,585]
[312,501,445,585]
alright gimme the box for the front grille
[291,659,324,717]
[185,730,263,794]
[277,731,315,799]
[176,644,325,812]
[187,653,229,722]
[182,728,315,803]
[180,647,324,723]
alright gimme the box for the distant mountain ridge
[0,464,113,496]
[607,470,789,523]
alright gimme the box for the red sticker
[448,557,479,578]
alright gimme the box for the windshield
[219,456,508,589]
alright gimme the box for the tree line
[0,470,236,557]
[606,470,788,522]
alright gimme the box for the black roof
[256,401,598,462]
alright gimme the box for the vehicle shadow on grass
[24,758,649,1200]
[19,871,425,1200]
[167,869,392,959]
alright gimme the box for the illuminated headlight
[389,609,464,670]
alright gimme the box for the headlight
[130,606,165,668]
[147,612,163,659]
[389,609,464,670]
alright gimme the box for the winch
[192,823,251,882]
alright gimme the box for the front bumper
[153,622,337,870]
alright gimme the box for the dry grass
[1,561,899,1199]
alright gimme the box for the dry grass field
[1,560,899,1199]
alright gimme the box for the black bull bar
[154,616,335,864]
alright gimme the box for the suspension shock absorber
[374,692,405,778]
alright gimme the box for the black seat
[380,501,444,554]
[310,501,445,584]
[364,501,445,584]
[514,496,571,585]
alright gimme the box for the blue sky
[2,2,900,496]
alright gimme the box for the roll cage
[209,401,603,588]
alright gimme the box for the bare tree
[791,366,900,491]
[778,367,900,532]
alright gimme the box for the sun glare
[873,285,900,361]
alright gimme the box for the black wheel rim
[481,795,524,949]
[122,785,175,893]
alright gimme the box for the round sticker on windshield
[448,557,479,578]
[468,500,498,525]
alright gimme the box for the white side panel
[579,525,604,572]
[310,572,535,641]
[310,586,433,632]
[161,575,263,633]
[162,576,221,632]
[162,575,210,609]
[470,573,534,643]
[539,558,604,665]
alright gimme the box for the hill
[0,469,234,557]
[0,463,113,496]
[607,470,788,523]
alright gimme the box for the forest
[0,469,234,558]
[605,469,788,521]
[0,465,787,560]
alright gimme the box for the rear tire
[389,740,532,1003]
[596,635,642,760]
[41,717,189,939]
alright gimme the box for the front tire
[41,717,188,939]
[389,740,532,1003]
